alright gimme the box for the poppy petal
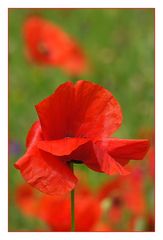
[14,149,77,195]
[107,138,150,165]
[15,120,77,195]
[70,141,102,172]
[35,81,74,140]
[101,153,129,175]
[92,141,129,175]
[74,80,122,138]
[26,121,42,148]
[74,141,128,175]
[37,138,90,156]
[60,46,87,75]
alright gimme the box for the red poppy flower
[15,80,150,195]
[16,184,40,216]
[99,167,146,230]
[16,182,101,232]
[39,189,101,231]
[23,16,87,75]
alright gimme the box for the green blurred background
[9,9,154,231]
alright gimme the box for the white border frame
[1,0,162,240]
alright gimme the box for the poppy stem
[70,162,75,231]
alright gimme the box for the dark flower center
[113,196,123,207]
[38,42,50,56]
[70,160,83,164]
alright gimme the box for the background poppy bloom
[99,167,147,231]
[16,182,101,232]
[15,80,150,195]
[23,16,87,76]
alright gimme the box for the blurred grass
[9,9,154,231]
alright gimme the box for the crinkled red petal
[107,138,150,165]
[15,120,77,195]
[14,149,77,195]
[70,141,102,172]
[37,137,90,157]
[26,121,42,148]
[36,80,122,140]
[93,141,129,175]
[35,81,74,140]
[74,80,122,138]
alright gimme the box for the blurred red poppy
[39,189,101,231]
[99,167,146,231]
[16,184,40,216]
[23,16,87,76]
[16,183,101,232]
[15,80,150,195]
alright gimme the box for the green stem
[70,162,75,231]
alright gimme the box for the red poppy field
[9,9,154,232]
